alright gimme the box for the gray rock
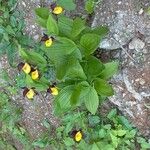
[129,37,145,51]
[93,0,150,50]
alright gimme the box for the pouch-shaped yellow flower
[45,38,53,47]
[53,6,63,15]
[26,89,35,99]
[75,131,82,142]
[22,63,31,74]
[31,70,39,80]
[50,87,58,96]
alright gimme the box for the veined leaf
[71,17,85,38]
[92,26,109,38]
[82,56,104,78]
[35,7,49,20]
[19,48,47,70]
[99,61,119,80]
[57,0,76,11]
[45,37,78,64]
[56,56,87,80]
[36,17,47,28]
[91,143,99,150]
[85,0,95,14]
[83,86,99,114]
[47,14,59,35]
[94,78,114,96]
[80,33,100,56]
[26,75,49,91]
[70,81,89,105]
[54,85,75,115]
[58,15,73,37]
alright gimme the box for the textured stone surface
[93,0,150,137]
[93,0,150,50]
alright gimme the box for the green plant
[18,2,118,116]
[0,0,34,66]
[0,70,32,150]
[32,109,150,150]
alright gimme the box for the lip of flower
[47,86,58,96]
[51,87,58,96]
[45,38,53,47]
[74,131,82,142]
[31,69,39,80]
[18,62,31,74]
[52,6,63,15]
[23,88,35,99]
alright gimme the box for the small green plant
[0,71,32,150]
[32,109,150,149]
[0,0,34,66]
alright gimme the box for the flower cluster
[18,62,58,99]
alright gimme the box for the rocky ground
[93,0,150,137]
[0,0,150,146]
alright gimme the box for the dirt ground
[0,0,150,148]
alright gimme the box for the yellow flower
[45,38,53,47]
[31,70,39,80]
[50,87,58,96]
[22,63,31,74]
[75,131,82,142]
[53,6,63,15]
[26,89,35,99]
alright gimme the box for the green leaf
[45,37,78,64]
[36,17,47,28]
[71,17,85,38]
[92,26,109,37]
[42,119,51,129]
[54,85,74,115]
[88,115,100,126]
[94,78,114,96]
[26,75,49,91]
[57,0,76,11]
[107,109,117,120]
[118,116,133,130]
[85,0,95,14]
[19,48,47,70]
[35,7,49,20]
[82,56,104,78]
[99,62,119,80]
[47,14,59,35]
[58,15,73,37]
[32,139,47,148]
[99,129,106,138]
[147,7,150,15]
[70,81,89,105]
[91,143,99,150]
[64,137,75,147]
[110,133,118,148]
[117,130,127,137]
[6,44,16,67]
[6,25,15,35]
[80,33,100,56]
[56,56,87,80]
[83,86,99,114]
[0,43,9,56]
